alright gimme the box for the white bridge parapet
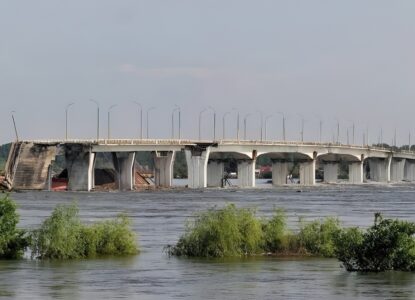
[5,139,415,191]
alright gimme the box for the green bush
[0,195,29,259]
[334,213,415,272]
[298,217,341,257]
[167,204,263,257]
[31,203,139,259]
[262,209,298,254]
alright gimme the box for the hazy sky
[1,1,414,145]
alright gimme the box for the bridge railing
[18,139,415,154]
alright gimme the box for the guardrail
[18,139,415,154]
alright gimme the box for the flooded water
[1,183,415,299]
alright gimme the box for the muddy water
[1,184,415,299]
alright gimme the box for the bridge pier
[237,159,256,187]
[271,161,290,185]
[390,158,405,182]
[323,163,338,183]
[404,160,415,181]
[65,145,96,191]
[153,151,175,187]
[299,160,315,185]
[113,152,136,190]
[185,147,210,188]
[348,161,364,184]
[207,160,224,187]
[368,156,391,182]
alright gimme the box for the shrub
[334,213,415,272]
[31,203,139,259]
[262,209,298,254]
[298,217,342,257]
[167,204,263,257]
[0,195,29,259]
[31,203,82,259]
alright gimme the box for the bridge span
[3,139,415,191]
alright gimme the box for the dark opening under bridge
[3,139,415,191]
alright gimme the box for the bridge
[3,139,415,191]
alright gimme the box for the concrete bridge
[3,139,415,191]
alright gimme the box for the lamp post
[243,113,252,140]
[198,108,208,140]
[132,101,143,139]
[276,112,286,141]
[146,106,155,139]
[236,111,240,141]
[89,99,100,141]
[264,114,273,141]
[256,110,264,142]
[297,114,304,142]
[11,111,19,142]
[65,103,74,140]
[171,105,180,139]
[222,111,231,140]
[208,106,216,140]
[337,119,340,144]
[107,104,117,140]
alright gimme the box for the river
[1,182,415,299]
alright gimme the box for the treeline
[166,204,415,272]
[0,195,138,260]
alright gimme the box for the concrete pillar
[299,160,315,185]
[404,160,415,181]
[349,162,363,184]
[66,148,96,191]
[272,161,290,185]
[113,152,136,191]
[323,163,338,183]
[390,158,405,182]
[185,147,210,188]
[207,160,224,187]
[237,159,256,187]
[368,157,391,182]
[153,151,175,187]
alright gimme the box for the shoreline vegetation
[0,195,139,260]
[166,204,415,272]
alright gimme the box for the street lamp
[243,113,252,140]
[107,104,117,139]
[11,111,19,142]
[299,114,305,142]
[335,118,340,144]
[276,112,286,141]
[264,114,273,141]
[89,99,100,141]
[198,108,208,140]
[208,106,216,140]
[256,110,264,142]
[222,111,231,140]
[132,101,143,139]
[65,103,74,140]
[172,105,180,139]
[236,110,240,141]
[146,106,156,139]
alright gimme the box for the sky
[1,0,414,145]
